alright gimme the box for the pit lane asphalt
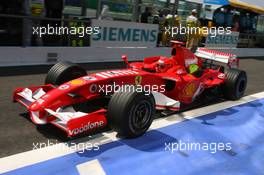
[0,57,264,158]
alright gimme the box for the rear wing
[195,48,239,68]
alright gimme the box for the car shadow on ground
[75,130,190,159]
[19,94,262,144]
[18,95,227,142]
[20,113,69,142]
[78,97,263,161]
[20,112,111,142]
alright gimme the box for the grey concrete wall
[0,47,171,66]
[0,47,263,67]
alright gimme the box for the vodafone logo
[69,121,104,135]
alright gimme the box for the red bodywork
[13,42,237,137]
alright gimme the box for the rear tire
[45,62,87,85]
[222,69,247,100]
[108,90,155,138]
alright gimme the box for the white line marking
[106,47,147,49]
[0,133,117,174]
[151,92,264,129]
[0,91,264,174]
[77,159,106,175]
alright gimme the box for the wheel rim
[130,100,152,130]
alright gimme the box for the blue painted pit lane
[3,99,264,175]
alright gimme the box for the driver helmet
[156,57,173,73]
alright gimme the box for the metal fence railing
[238,33,264,48]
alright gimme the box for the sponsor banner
[205,31,239,48]
[91,20,159,48]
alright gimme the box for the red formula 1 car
[13,41,247,138]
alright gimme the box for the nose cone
[29,98,45,111]
[29,78,88,111]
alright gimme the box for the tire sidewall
[233,72,247,99]
[223,69,247,100]
[108,91,155,138]
[56,66,86,85]
[45,62,86,85]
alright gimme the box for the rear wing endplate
[195,48,239,68]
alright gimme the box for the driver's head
[156,57,173,73]
[191,9,197,16]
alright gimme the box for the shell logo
[70,79,85,86]
[183,82,197,97]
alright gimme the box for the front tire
[222,69,247,100]
[108,90,155,138]
[45,61,87,85]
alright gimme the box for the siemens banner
[205,31,240,48]
[91,20,158,48]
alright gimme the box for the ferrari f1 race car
[13,41,247,138]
